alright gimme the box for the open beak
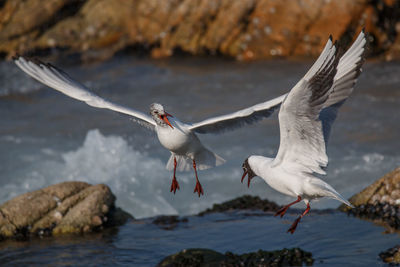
[160,113,174,129]
[241,169,253,188]
[241,170,248,184]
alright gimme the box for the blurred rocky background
[1,0,400,61]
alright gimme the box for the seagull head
[241,157,256,188]
[150,103,174,129]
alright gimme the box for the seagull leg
[192,159,204,197]
[287,202,310,234]
[274,196,302,218]
[170,157,180,194]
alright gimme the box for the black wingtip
[329,34,333,41]
[361,27,365,33]
[333,39,338,48]
[11,53,21,61]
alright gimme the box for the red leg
[170,157,180,194]
[287,202,311,234]
[274,196,302,218]
[192,160,204,197]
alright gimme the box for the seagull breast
[156,118,198,155]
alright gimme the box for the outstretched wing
[189,94,287,134]
[272,30,367,175]
[272,35,340,175]
[320,30,367,143]
[14,56,156,129]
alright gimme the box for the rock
[379,245,400,264]
[157,248,314,266]
[340,167,400,211]
[198,195,281,216]
[339,167,400,230]
[0,181,133,239]
[1,0,400,61]
[152,216,188,230]
[158,248,226,266]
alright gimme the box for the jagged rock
[0,181,133,239]
[157,248,314,266]
[2,0,400,61]
[198,195,281,216]
[339,167,400,230]
[340,167,400,211]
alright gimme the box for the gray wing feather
[273,30,366,175]
[273,36,340,175]
[321,30,367,143]
[14,56,156,130]
[189,93,287,134]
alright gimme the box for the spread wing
[320,30,367,143]
[272,35,340,175]
[189,94,287,134]
[14,56,156,130]
[272,30,367,175]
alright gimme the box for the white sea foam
[1,129,400,217]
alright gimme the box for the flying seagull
[14,55,287,197]
[241,30,366,233]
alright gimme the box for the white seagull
[241,30,367,233]
[13,56,287,197]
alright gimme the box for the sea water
[1,55,400,265]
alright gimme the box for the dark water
[0,211,397,266]
[1,55,400,265]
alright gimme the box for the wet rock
[340,167,400,211]
[380,245,400,264]
[198,195,281,216]
[152,216,188,230]
[157,248,314,266]
[1,0,400,61]
[340,167,400,229]
[158,249,226,266]
[0,181,133,239]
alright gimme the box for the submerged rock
[379,245,400,264]
[152,215,188,230]
[198,195,281,216]
[0,181,132,239]
[340,167,400,229]
[157,248,314,266]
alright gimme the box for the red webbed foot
[193,181,204,197]
[170,177,180,194]
[274,206,289,218]
[287,217,301,234]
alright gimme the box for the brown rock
[0,181,133,239]
[380,245,400,264]
[339,167,400,211]
[1,0,400,60]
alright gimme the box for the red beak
[241,170,252,188]
[160,112,174,129]
[241,171,248,184]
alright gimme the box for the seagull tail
[194,148,226,171]
[166,149,226,172]
[310,178,354,208]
